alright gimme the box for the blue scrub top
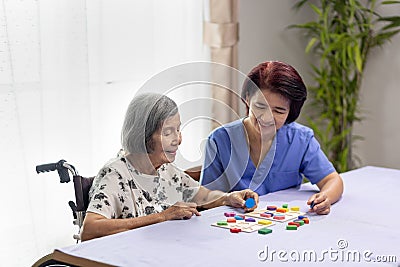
[200,119,336,195]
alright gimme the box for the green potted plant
[290,0,400,172]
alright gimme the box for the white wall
[238,0,400,170]
[0,1,207,266]
[353,4,400,169]
[238,0,315,83]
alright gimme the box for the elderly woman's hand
[225,189,259,212]
[160,202,201,221]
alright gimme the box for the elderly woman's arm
[81,203,201,241]
[81,212,164,241]
[192,186,259,211]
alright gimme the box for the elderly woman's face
[148,112,182,167]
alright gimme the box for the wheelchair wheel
[32,252,78,267]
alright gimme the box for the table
[46,166,400,266]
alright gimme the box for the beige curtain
[204,0,240,128]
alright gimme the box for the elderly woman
[81,93,258,241]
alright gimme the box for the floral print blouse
[87,154,200,219]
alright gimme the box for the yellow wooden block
[258,219,272,225]
[290,206,300,211]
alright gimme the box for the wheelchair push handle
[36,161,62,173]
[36,159,78,183]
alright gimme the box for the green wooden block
[217,221,228,226]
[286,225,298,230]
[258,227,273,235]
[282,204,288,208]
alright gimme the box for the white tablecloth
[56,166,400,266]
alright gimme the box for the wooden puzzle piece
[244,208,306,223]
[211,219,275,233]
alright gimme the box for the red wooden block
[288,222,300,227]
[230,228,241,233]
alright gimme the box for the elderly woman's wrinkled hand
[225,189,259,212]
[161,202,201,221]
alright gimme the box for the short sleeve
[180,172,200,202]
[87,168,131,219]
[301,136,336,184]
[201,137,221,180]
[200,134,231,192]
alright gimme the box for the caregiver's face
[248,89,290,134]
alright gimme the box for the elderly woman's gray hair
[121,93,178,154]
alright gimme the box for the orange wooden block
[276,208,287,213]
[227,218,236,223]
[302,218,310,224]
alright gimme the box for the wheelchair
[33,160,201,267]
[35,160,201,241]
[36,160,94,242]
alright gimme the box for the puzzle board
[211,219,275,233]
[245,209,305,223]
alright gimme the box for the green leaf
[288,22,323,34]
[354,43,363,72]
[310,4,322,16]
[347,43,354,62]
[379,16,400,31]
[378,16,400,22]
[305,37,318,53]
[372,29,400,46]
[292,0,309,10]
[381,1,400,4]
